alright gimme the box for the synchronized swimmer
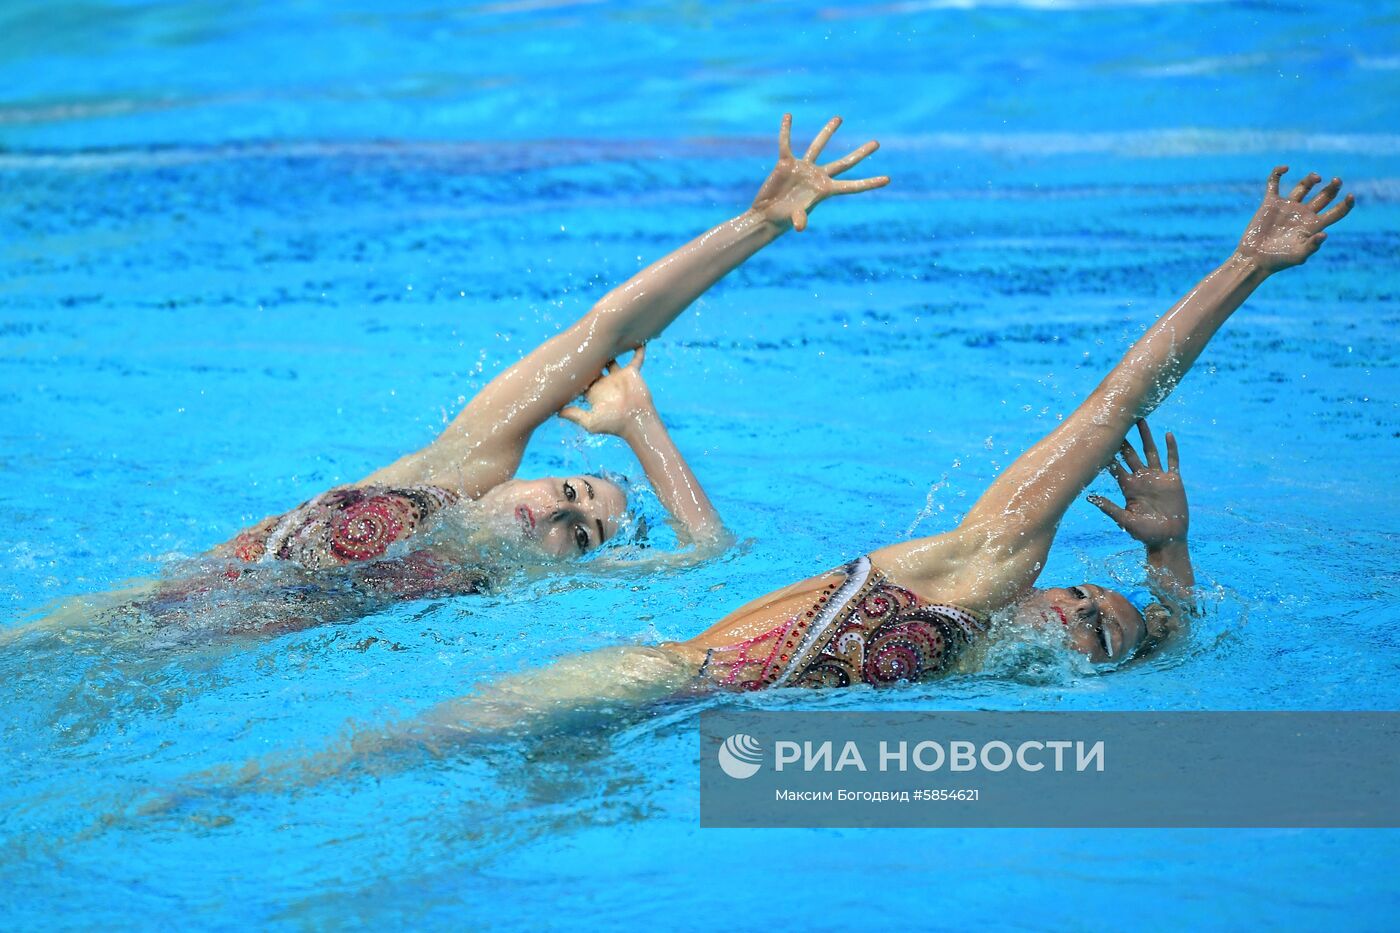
[385,157,1353,741]
[16,116,888,639]
[14,118,1357,737]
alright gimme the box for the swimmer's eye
[573,524,590,553]
[563,481,577,502]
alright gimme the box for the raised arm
[877,168,1353,604]
[363,115,887,494]
[969,172,1347,546]
[559,345,727,548]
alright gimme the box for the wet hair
[586,471,650,549]
[587,469,628,491]
[618,512,650,548]
[1100,587,1159,664]
[1119,602,1178,664]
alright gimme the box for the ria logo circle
[718,733,763,779]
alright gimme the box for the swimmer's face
[478,475,627,558]
[1018,585,1146,663]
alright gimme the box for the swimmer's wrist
[1146,537,1189,559]
[743,206,795,235]
[1148,535,1192,571]
[1226,250,1272,280]
[618,406,662,443]
[1146,538,1195,604]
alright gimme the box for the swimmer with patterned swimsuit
[32,115,888,638]
[354,165,1356,738]
[129,485,489,635]
[219,485,460,568]
[698,557,986,690]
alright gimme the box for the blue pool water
[3,1,1399,928]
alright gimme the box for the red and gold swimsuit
[218,484,459,569]
[140,485,480,635]
[146,481,487,613]
[700,556,986,691]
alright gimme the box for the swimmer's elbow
[665,524,738,568]
[686,524,737,557]
[583,299,641,353]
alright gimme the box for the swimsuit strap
[698,558,867,692]
[771,556,872,688]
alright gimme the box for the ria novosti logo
[717,733,763,779]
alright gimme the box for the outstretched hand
[749,113,888,232]
[559,346,655,438]
[1235,166,1355,273]
[1089,419,1189,549]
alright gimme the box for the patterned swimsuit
[147,484,488,628]
[700,556,986,691]
[220,484,460,569]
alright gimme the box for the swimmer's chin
[472,526,560,564]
